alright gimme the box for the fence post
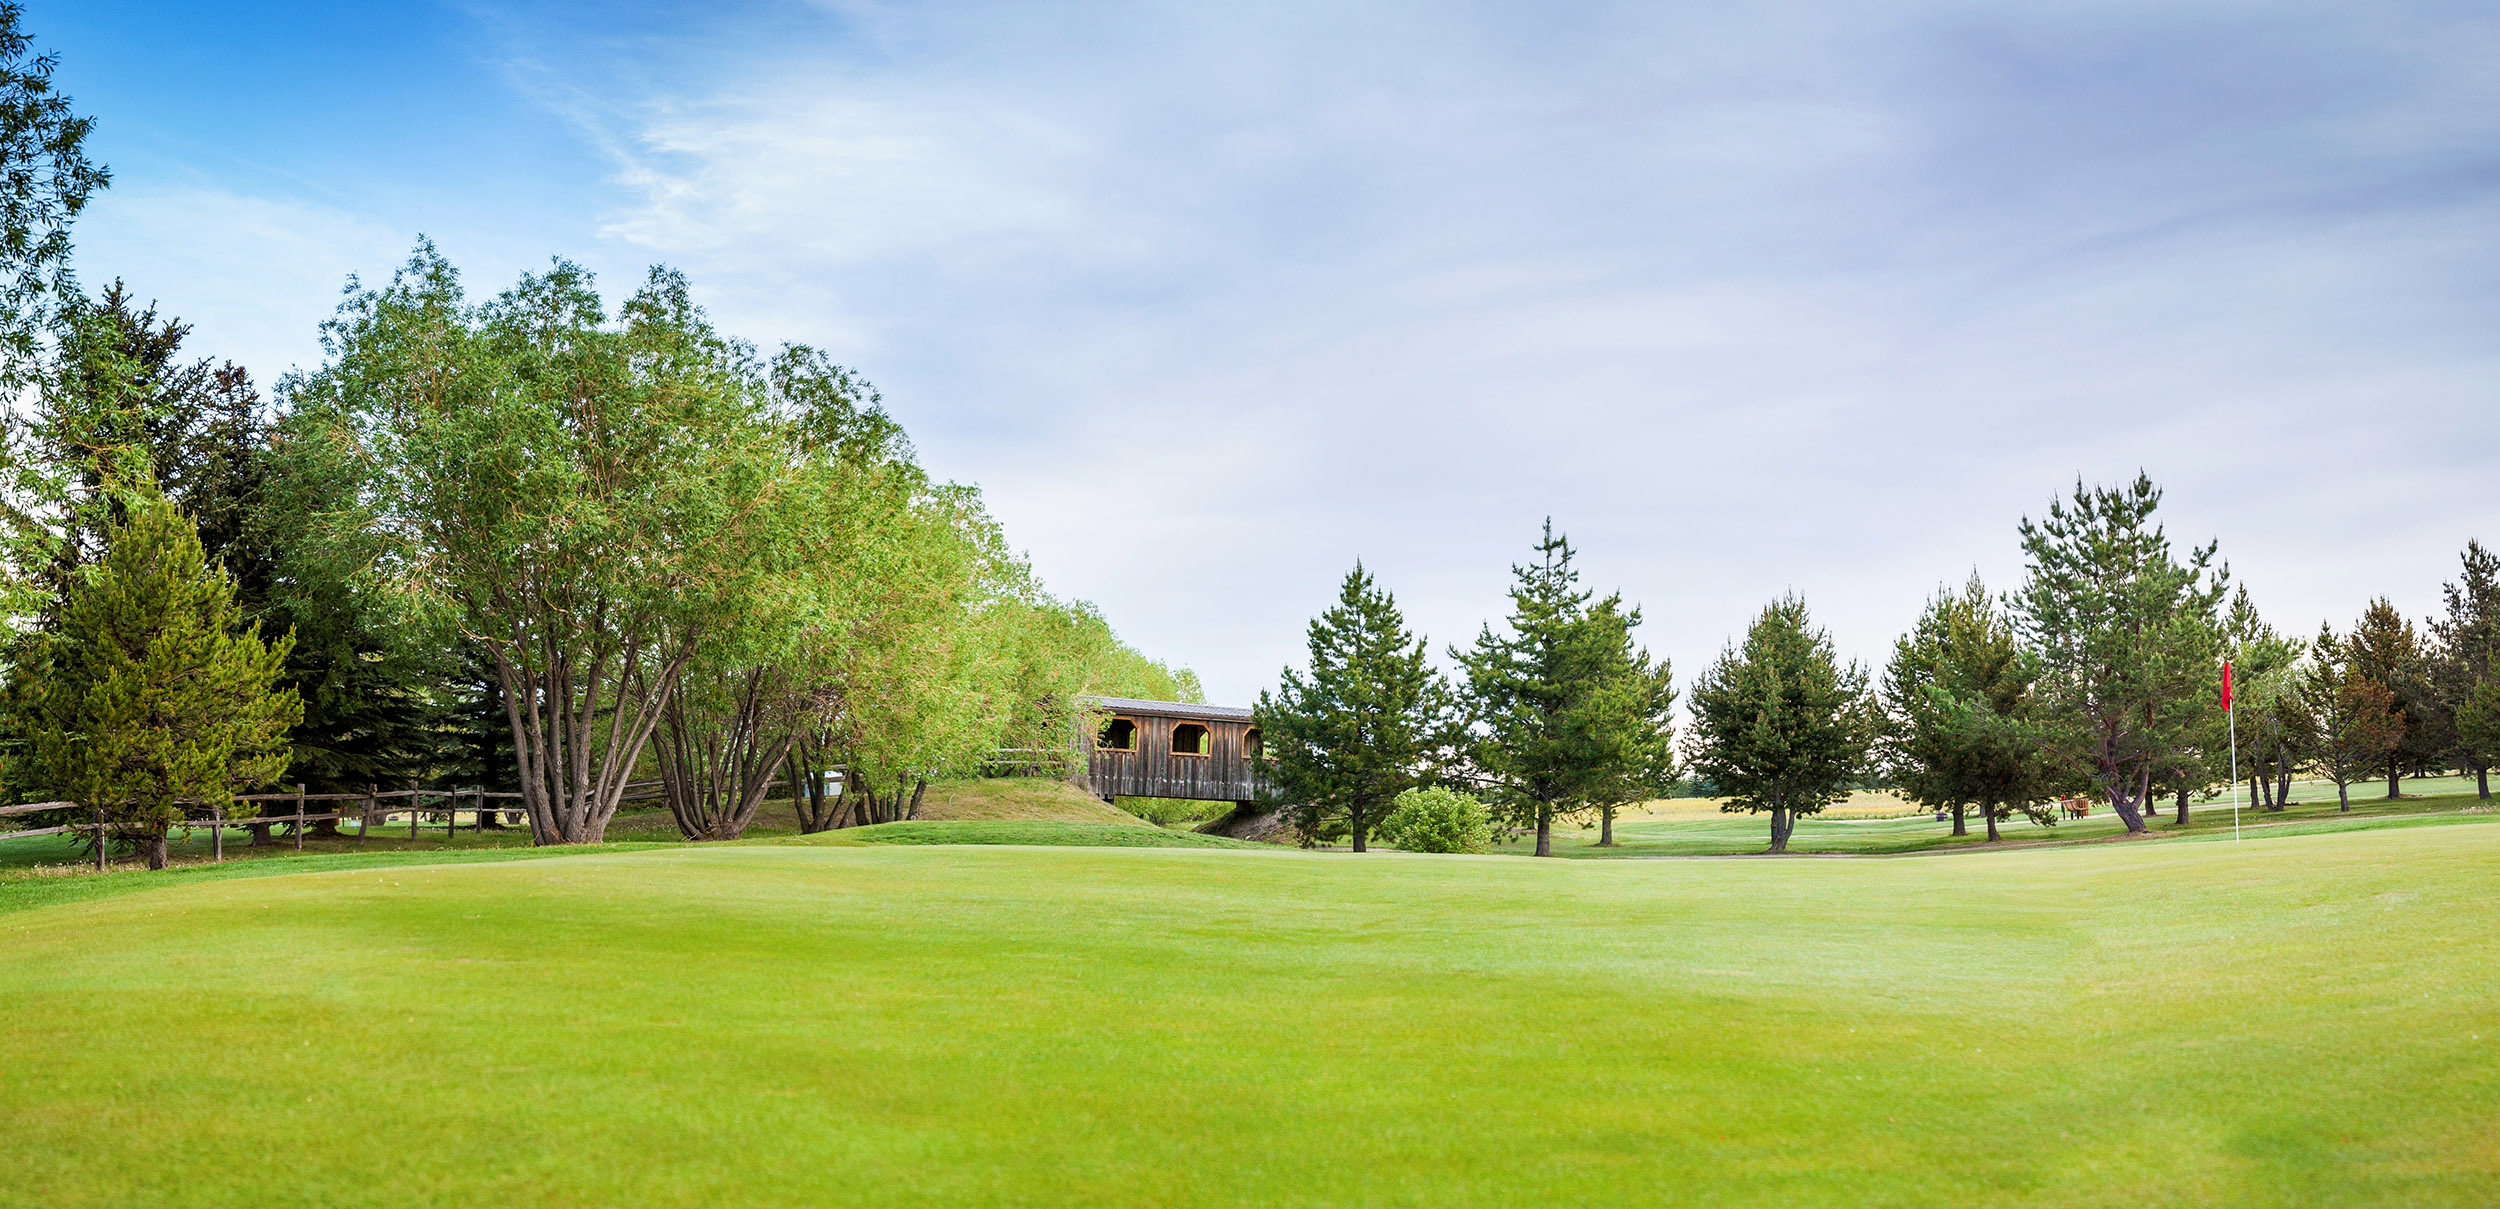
[364,783,376,840]
[212,800,223,864]
[93,801,104,873]
[294,784,306,851]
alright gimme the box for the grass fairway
[2,825,2496,1205]
[812,819,1270,848]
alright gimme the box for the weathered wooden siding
[1083,705,1266,803]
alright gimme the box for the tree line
[1255,477,2500,853]
[0,10,1198,866]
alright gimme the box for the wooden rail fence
[0,780,680,871]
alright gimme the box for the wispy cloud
[70,184,415,388]
[90,0,2500,699]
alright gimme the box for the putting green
[2,823,2494,1206]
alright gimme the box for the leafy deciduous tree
[0,3,106,388]
[283,246,823,844]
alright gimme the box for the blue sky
[42,1,2500,702]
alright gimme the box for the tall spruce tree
[25,493,298,868]
[2014,475,2226,833]
[2431,540,2500,800]
[2301,623,2403,812]
[2345,598,2440,798]
[1881,576,2051,842]
[1454,523,1671,857]
[1256,564,1447,851]
[1,285,292,805]
[1687,594,1875,853]
[1575,598,1677,848]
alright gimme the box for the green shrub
[1118,797,1235,827]
[1378,787,1492,854]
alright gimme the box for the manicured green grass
[0,841,678,916]
[3,820,2496,1206]
[798,819,1269,849]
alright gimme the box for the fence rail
[0,775,796,864]
[3,784,588,870]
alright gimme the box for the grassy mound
[3,822,2496,1205]
[793,819,1268,849]
[596,776,1151,839]
[908,777,1149,824]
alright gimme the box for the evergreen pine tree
[1255,563,1447,851]
[1575,599,1677,848]
[1881,575,2052,842]
[1687,594,1875,853]
[2219,588,2306,812]
[2345,598,2441,798]
[2300,624,2404,812]
[2014,475,2226,833]
[1454,523,1673,857]
[26,493,299,867]
[2431,540,2500,800]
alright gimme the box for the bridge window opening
[1242,727,1262,760]
[1172,722,1210,756]
[1098,717,1137,751]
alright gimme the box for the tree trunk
[145,830,169,870]
[1982,805,2001,843]
[490,633,690,847]
[1598,808,1615,847]
[2174,786,2190,826]
[833,768,859,828]
[248,822,273,847]
[2108,773,2148,833]
[1351,816,1367,853]
[1950,804,1966,837]
[1768,805,1792,853]
[906,777,927,821]
[2387,767,2401,799]
[1533,806,1552,858]
[2479,763,2490,801]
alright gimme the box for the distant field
[1514,786,2500,857]
[2,817,2495,1206]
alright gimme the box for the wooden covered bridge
[1076,697,1268,806]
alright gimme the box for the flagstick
[2228,687,2240,843]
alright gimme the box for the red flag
[2221,659,2233,711]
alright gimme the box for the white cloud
[496,0,2500,700]
[69,184,414,390]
